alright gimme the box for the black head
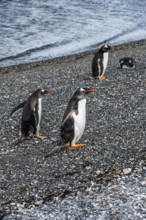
[74,88,97,100]
[41,89,52,95]
[33,89,52,98]
[100,44,112,52]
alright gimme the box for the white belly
[71,99,86,146]
[36,98,42,135]
[122,65,134,69]
[103,52,109,75]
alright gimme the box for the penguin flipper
[98,57,104,77]
[21,105,36,137]
[92,53,103,78]
[61,111,75,145]
[10,101,26,116]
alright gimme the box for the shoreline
[1,38,146,74]
[0,39,146,219]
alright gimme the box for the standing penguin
[10,88,52,140]
[92,44,113,80]
[61,88,96,150]
[119,57,136,69]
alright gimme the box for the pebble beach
[0,40,146,219]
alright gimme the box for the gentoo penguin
[92,44,114,80]
[10,88,52,140]
[61,88,96,150]
[119,57,136,69]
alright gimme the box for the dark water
[0,0,146,67]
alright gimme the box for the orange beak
[47,90,53,95]
[110,45,119,51]
[85,88,97,93]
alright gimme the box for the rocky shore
[0,40,146,219]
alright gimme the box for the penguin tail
[44,145,66,158]
[11,138,24,147]
[10,101,26,116]
[83,76,93,80]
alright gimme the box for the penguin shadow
[83,74,107,81]
[10,137,31,151]
[83,76,100,83]
[83,73,111,85]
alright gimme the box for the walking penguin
[61,88,96,150]
[10,88,52,140]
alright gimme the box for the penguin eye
[80,88,85,93]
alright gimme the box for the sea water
[0,0,146,67]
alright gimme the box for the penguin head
[100,44,112,52]
[75,88,97,99]
[38,89,52,97]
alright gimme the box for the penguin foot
[36,135,48,140]
[66,144,87,150]
[98,76,105,80]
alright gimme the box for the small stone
[141,181,146,186]
[123,168,132,175]
[85,166,92,170]
[110,185,119,192]
[0,205,3,212]
[35,200,43,205]
[96,170,101,175]
[10,203,16,206]
[52,129,58,133]
[51,137,57,142]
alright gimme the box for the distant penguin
[10,89,52,140]
[61,88,96,150]
[92,44,114,80]
[119,57,136,69]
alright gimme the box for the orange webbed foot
[98,76,106,80]
[66,143,87,151]
[36,135,48,140]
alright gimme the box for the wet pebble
[4,168,144,219]
[1,40,146,219]
[123,168,132,175]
